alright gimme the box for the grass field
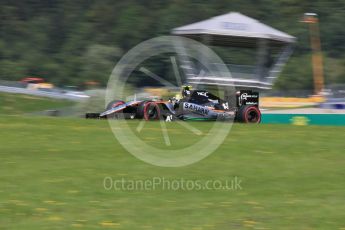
[1,115,345,229]
[0,93,74,115]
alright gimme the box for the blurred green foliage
[0,92,74,115]
[0,0,344,89]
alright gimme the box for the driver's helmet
[181,85,192,97]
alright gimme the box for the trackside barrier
[261,114,345,126]
[0,85,86,101]
[319,99,345,110]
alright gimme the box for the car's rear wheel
[143,102,161,121]
[236,105,261,123]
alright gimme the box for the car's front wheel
[143,102,161,121]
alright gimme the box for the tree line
[0,0,344,90]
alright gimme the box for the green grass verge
[0,116,344,229]
[0,93,74,115]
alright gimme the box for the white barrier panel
[0,85,87,101]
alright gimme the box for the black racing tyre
[106,100,125,110]
[143,102,161,121]
[236,105,261,123]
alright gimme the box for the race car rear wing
[236,90,259,107]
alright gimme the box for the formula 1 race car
[86,86,261,123]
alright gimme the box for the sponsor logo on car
[184,103,209,115]
[240,93,258,101]
[239,92,258,106]
[197,91,208,97]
